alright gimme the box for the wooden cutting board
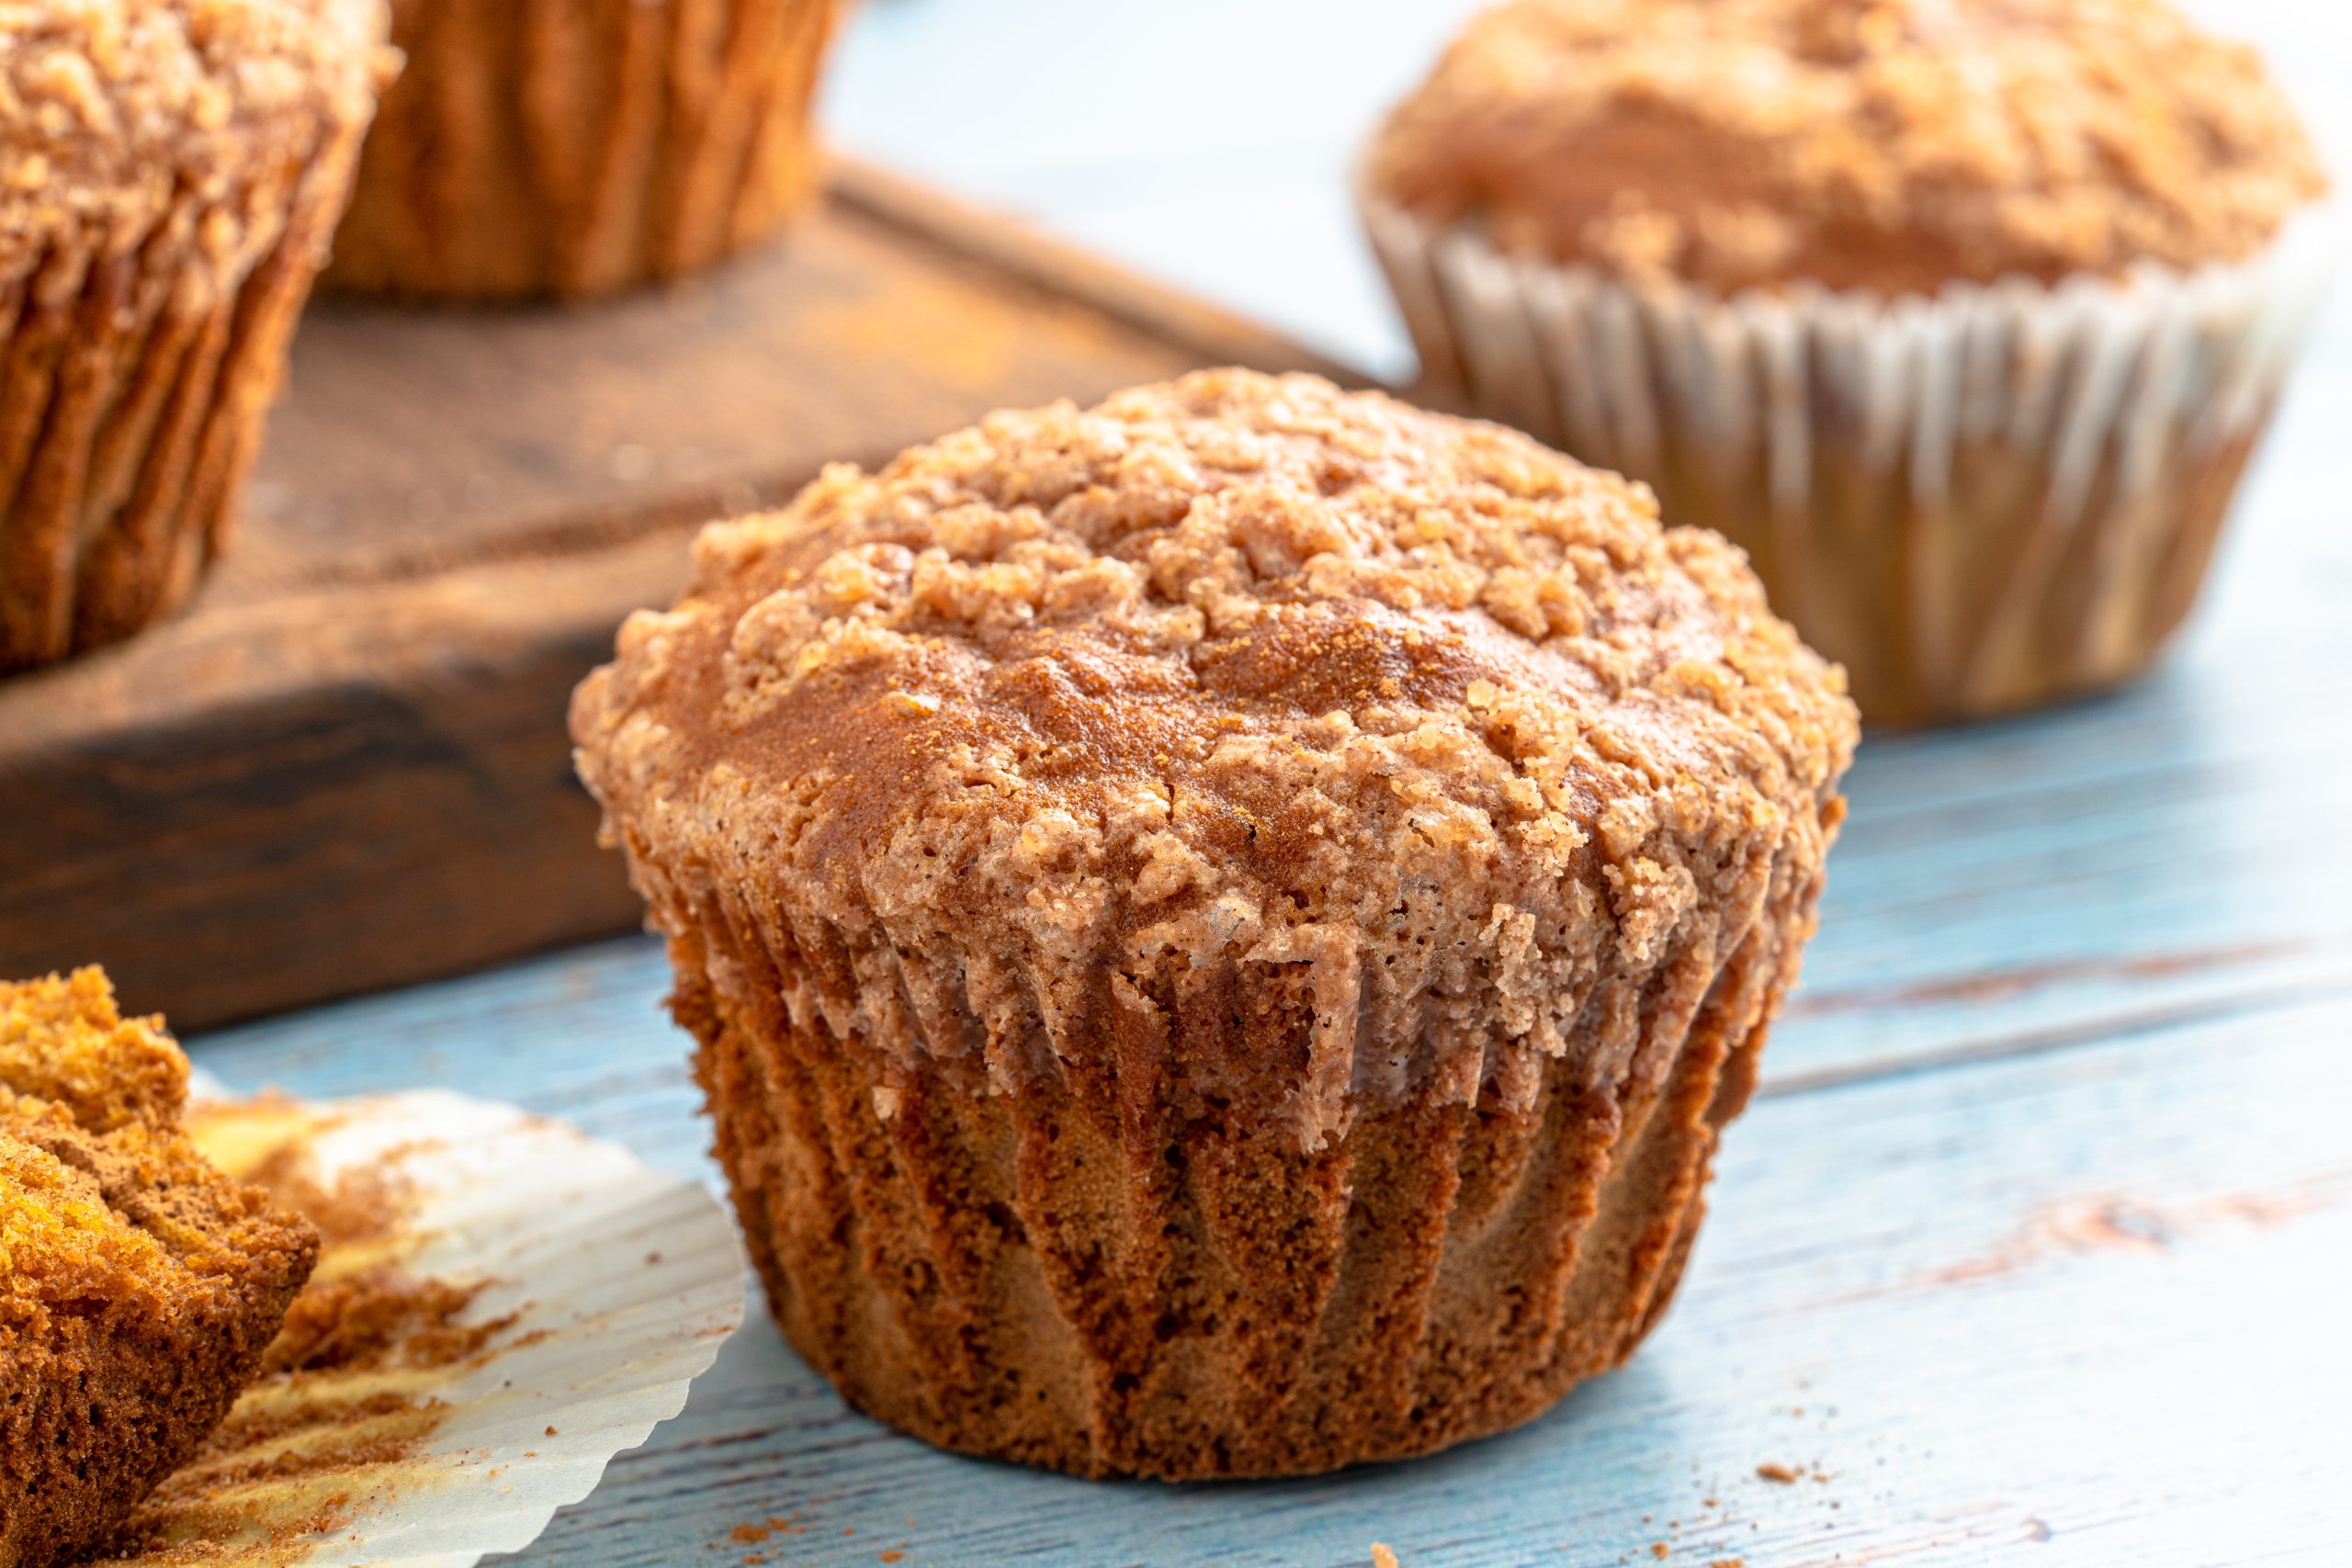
[0,161,1347,1031]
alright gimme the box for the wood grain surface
[178,341,2352,1563]
[0,161,1345,1033]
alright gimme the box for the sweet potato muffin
[1361,0,2333,724]
[325,0,842,300]
[0,0,390,673]
[1,968,319,1567]
[572,369,1858,1478]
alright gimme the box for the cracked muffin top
[572,371,1857,1137]
[1363,0,2327,296]
[0,0,390,271]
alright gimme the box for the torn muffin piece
[0,968,318,1568]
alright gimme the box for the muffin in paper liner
[0,2,389,673]
[100,1084,746,1568]
[571,369,1859,1478]
[1360,192,2344,726]
[326,0,842,301]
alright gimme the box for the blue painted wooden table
[187,3,2352,1562]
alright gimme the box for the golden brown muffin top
[1364,0,2327,296]
[574,371,1856,1137]
[0,0,389,270]
[2,968,318,1343]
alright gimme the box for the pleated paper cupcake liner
[1361,188,2345,724]
[0,124,369,673]
[657,807,1826,1478]
[109,1085,745,1568]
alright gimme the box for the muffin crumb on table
[573,367,1857,1479]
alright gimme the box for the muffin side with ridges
[0,0,390,673]
[324,0,842,301]
[572,368,1857,1476]
[1,968,321,1567]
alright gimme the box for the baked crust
[0,0,389,671]
[0,0,388,273]
[1364,0,2327,297]
[574,369,1858,1475]
[325,0,841,300]
[1,969,319,1567]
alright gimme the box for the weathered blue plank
[189,981,2352,1566]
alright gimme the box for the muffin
[571,369,1857,1478]
[325,0,842,301]
[0,0,390,674]
[1,968,320,1567]
[1361,0,2335,725]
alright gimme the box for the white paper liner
[127,1085,745,1568]
[1361,186,2345,722]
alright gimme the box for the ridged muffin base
[0,142,366,672]
[676,921,1781,1479]
[1360,192,2342,726]
[326,0,839,301]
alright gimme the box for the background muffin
[0,0,388,673]
[1361,0,2335,725]
[326,0,842,301]
[572,369,1857,1478]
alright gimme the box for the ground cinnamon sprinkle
[1756,1462,1802,1483]
[261,1266,494,1373]
[92,1107,520,1565]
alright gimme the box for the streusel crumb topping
[0,0,389,269]
[1365,0,2326,295]
[574,371,1856,1140]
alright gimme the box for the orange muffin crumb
[0,969,318,1568]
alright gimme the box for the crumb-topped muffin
[1,968,320,1567]
[1360,0,2334,724]
[572,369,1857,1477]
[0,0,389,673]
[1366,0,2324,296]
[325,0,842,300]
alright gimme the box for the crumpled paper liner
[106,1086,744,1568]
[1361,187,2344,724]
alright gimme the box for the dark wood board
[0,161,1346,1031]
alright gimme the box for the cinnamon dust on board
[88,1098,516,1566]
